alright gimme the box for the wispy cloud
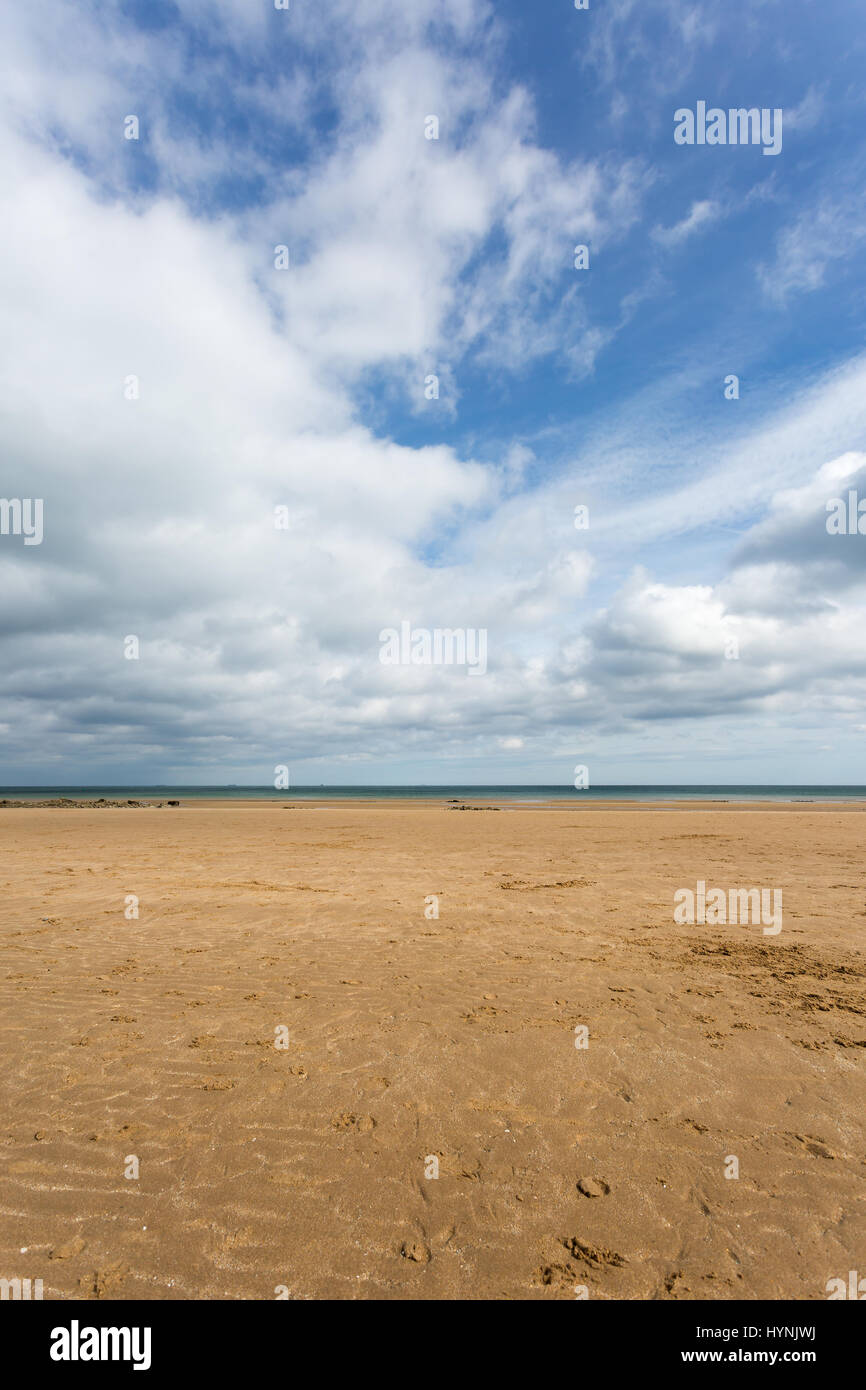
[652,198,720,247]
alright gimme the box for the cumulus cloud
[0,0,625,778]
[563,457,866,736]
[0,0,865,782]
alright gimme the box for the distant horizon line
[3,783,866,791]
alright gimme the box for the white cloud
[758,187,866,303]
[0,0,865,783]
[652,199,719,248]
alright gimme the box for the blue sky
[1,0,865,784]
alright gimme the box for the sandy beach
[1,799,864,1301]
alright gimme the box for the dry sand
[1,799,864,1300]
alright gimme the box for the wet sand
[1,800,864,1300]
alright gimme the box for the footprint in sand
[400,1239,431,1263]
[791,1133,839,1159]
[332,1113,376,1133]
[50,1235,86,1260]
[561,1236,628,1268]
[576,1177,611,1197]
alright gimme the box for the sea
[2,785,865,803]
